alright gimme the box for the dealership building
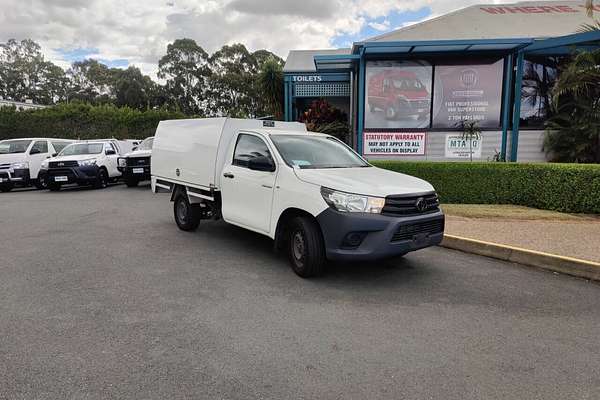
[283,1,600,161]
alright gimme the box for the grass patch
[441,204,600,221]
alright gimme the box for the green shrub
[372,161,600,214]
[0,102,186,140]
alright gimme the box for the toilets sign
[291,75,323,82]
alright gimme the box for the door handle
[223,172,234,179]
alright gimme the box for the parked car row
[2,118,445,279]
[0,137,153,192]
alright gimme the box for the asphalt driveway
[1,185,599,399]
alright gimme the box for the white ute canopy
[152,118,306,190]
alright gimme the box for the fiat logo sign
[460,68,478,88]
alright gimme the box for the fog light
[342,232,367,249]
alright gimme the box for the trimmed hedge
[0,102,186,140]
[372,161,600,214]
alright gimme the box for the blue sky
[332,7,432,48]
[56,47,129,68]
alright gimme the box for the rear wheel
[93,168,109,189]
[173,194,201,231]
[0,183,13,192]
[287,216,326,278]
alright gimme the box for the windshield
[270,135,370,169]
[59,143,104,156]
[137,137,154,151]
[0,140,32,154]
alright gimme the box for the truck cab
[117,137,153,187]
[0,138,74,192]
[44,140,125,191]
[152,118,444,278]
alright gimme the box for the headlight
[118,158,127,167]
[11,161,29,169]
[40,160,49,169]
[320,187,385,214]
[78,159,97,166]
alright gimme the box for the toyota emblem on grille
[58,162,64,166]
[415,197,427,212]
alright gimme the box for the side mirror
[52,153,58,157]
[105,149,116,155]
[248,156,275,172]
[29,148,41,155]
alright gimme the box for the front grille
[382,192,440,216]
[49,160,78,168]
[391,218,445,242]
[126,157,150,167]
[0,172,9,179]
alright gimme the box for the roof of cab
[246,129,327,137]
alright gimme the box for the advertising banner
[365,61,432,129]
[363,132,426,156]
[444,134,483,159]
[432,59,503,129]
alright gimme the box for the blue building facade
[283,1,600,162]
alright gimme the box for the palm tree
[544,48,600,162]
[257,57,284,120]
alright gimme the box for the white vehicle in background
[117,137,154,187]
[42,139,128,191]
[152,118,444,278]
[0,138,74,192]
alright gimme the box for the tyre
[93,168,109,189]
[48,183,61,191]
[0,183,13,192]
[287,216,326,278]
[385,105,397,120]
[125,177,139,187]
[34,176,48,190]
[173,194,201,231]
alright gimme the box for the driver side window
[31,140,48,154]
[233,134,273,168]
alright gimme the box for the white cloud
[0,0,517,78]
[368,20,391,31]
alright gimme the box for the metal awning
[524,30,600,55]
[313,54,360,72]
[352,38,534,56]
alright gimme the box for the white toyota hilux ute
[152,118,444,278]
[43,139,132,191]
[0,138,74,192]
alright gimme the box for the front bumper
[46,165,100,185]
[118,165,151,180]
[316,208,445,261]
[0,168,31,187]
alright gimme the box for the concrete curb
[441,234,600,281]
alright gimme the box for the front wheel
[35,175,48,190]
[173,194,201,231]
[93,168,109,189]
[287,216,326,278]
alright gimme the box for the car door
[28,140,50,179]
[220,133,277,233]
[105,142,120,177]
